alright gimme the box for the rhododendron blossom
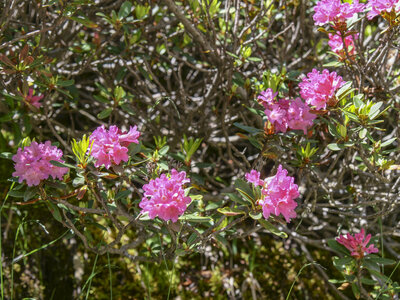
[245,170,263,186]
[336,228,379,258]
[139,169,191,222]
[25,88,44,108]
[313,0,365,27]
[245,165,299,223]
[89,125,140,169]
[367,0,400,20]
[258,89,316,134]
[328,32,358,58]
[299,69,344,110]
[257,88,278,107]
[12,141,68,186]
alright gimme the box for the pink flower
[139,169,191,222]
[328,32,358,58]
[247,165,300,223]
[367,0,400,20]
[12,141,68,186]
[336,228,379,259]
[25,88,44,108]
[258,90,316,134]
[287,98,316,134]
[257,88,278,107]
[299,69,344,110]
[89,125,140,169]
[245,170,263,186]
[313,0,365,27]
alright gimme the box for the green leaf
[97,107,113,119]
[341,109,360,122]
[115,190,131,201]
[69,15,98,28]
[0,113,13,123]
[234,179,254,198]
[236,188,254,204]
[118,1,132,19]
[248,136,263,150]
[24,186,38,201]
[247,57,262,62]
[217,207,246,216]
[337,124,347,138]
[93,94,110,103]
[328,279,347,284]
[233,122,262,134]
[57,79,74,87]
[225,192,252,206]
[49,160,76,169]
[91,222,108,231]
[381,138,397,148]
[158,145,169,156]
[0,152,13,160]
[351,282,360,299]
[363,259,380,271]
[361,277,377,285]
[187,233,199,247]
[327,239,350,255]
[365,256,396,266]
[327,143,344,151]
[249,211,262,220]
[179,214,212,223]
[367,268,390,282]
[8,190,25,198]
[114,86,126,101]
[359,128,367,139]
[258,218,288,238]
[323,61,344,67]
[353,94,364,108]
[120,103,136,115]
[47,202,62,222]
[336,81,354,100]
[368,102,383,119]
[333,256,353,268]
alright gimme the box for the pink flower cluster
[12,141,68,186]
[258,89,316,134]
[367,0,400,20]
[25,88,44,108]
[336,228,379,259]
[328,32,358,59]
[245,165,299,223]
[299,69,344,110]
[313,0,365,27]
[89,125,140,169]
[139,169,191,222]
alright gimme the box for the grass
[0,182,14,300]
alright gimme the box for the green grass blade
[0,182,15,300]
[107,252,112,300]
[11,229,70,264]
[82,253,99,300]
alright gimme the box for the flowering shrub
[336,228,379,259]
[328,32,358,59]
[245,165,299,223]
[24,88,43,108]
[367,0,400,20]
[313,0,365,27]
[139,169,191,222]
[12,141,68,186]
[299,69,344,110]
[258,89,315,134]
[89,125,140,169]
